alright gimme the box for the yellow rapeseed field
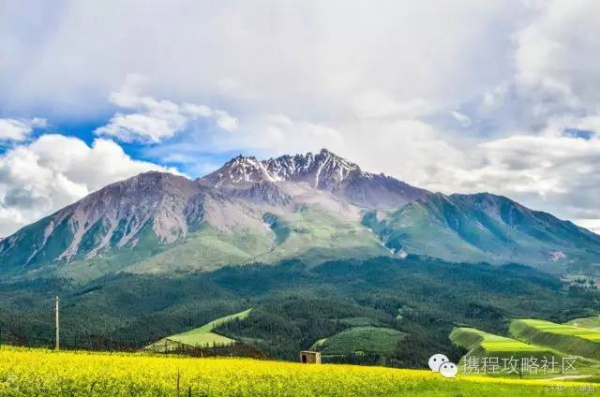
[0,346,595,396]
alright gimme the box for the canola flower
[0,346,595,396]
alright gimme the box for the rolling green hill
[451,320,600,378]
[147,309,252,352]
[450,327,555,360]
[449,326,600,379]
[567,316,600,330]
[311,326,406,359]
[3,257,600,367]
[510,319,600,360]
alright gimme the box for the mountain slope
[364,192,600,272]
[0,151,398,280]
[0,172,204,274]
[0,149,599,279]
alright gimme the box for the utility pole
[55,296,60,351]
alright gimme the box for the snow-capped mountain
[202,149,429,207]
[202,149,362,187]
[1,149,599,279]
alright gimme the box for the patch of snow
[550,250,567,262]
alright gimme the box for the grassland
[450,322,600,379]
[147,205,392,272]
[129,227,274,274]
[147,309,252,351]
[72,205,390,279]
[0,346,596,397]
[510,319,600,360]
[567,316,600,330]
[450,327,553,358]
[311,326,406,357]
[257,206,389,265]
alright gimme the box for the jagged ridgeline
[1,148,600,281]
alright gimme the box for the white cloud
[392,130,600,225]
[0,118,46,141]
[146,113,345,166]
[451,111,472,128]
[257,115,344,154]
[515,0,600,108]
[214,111,238,132]
[0,134,174,235]
[352,93,432,120]
[95,78,238,143]
[575,220,600,235]
[1,0,600,231]
[1,0,531,118]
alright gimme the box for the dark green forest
[0,255,598,368]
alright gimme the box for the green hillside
[450,327,554,360]
[450,321,600,378]
[449,327,600,379]
[58,206,389,282]
[365,198,496,264]
[129,227,273,274]
[312,326,406,358]
[147,309,252,351]
[364,193,600,273]
[510,319,600,360]
[567,316,600,330]
[3,154,600,283]
[253,206,390,265]
[3,256,600,367]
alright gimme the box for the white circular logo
[428,353,449,372]
[439,362,458,378]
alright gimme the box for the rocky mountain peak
[265,148,366,189]
[201,148,369,189]
[201,154,274,187]
[199,148,429,207]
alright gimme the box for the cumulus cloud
[237,114,344,154]
[467,0,600,138]
[95,78,238,143]
[0,118,46,141]
[372,124,600,234]
[515,0,600,108]
[0,134,174,235]
[144,113,345,172]
[214,111,238,132]
[352,94,432,120]
[1,0,530,118]
[454,134,599,209]
[1,0,600,235]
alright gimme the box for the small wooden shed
[300,351,321,364]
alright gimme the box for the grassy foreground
[0,347,596,396]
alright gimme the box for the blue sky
[0,0,599,235]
